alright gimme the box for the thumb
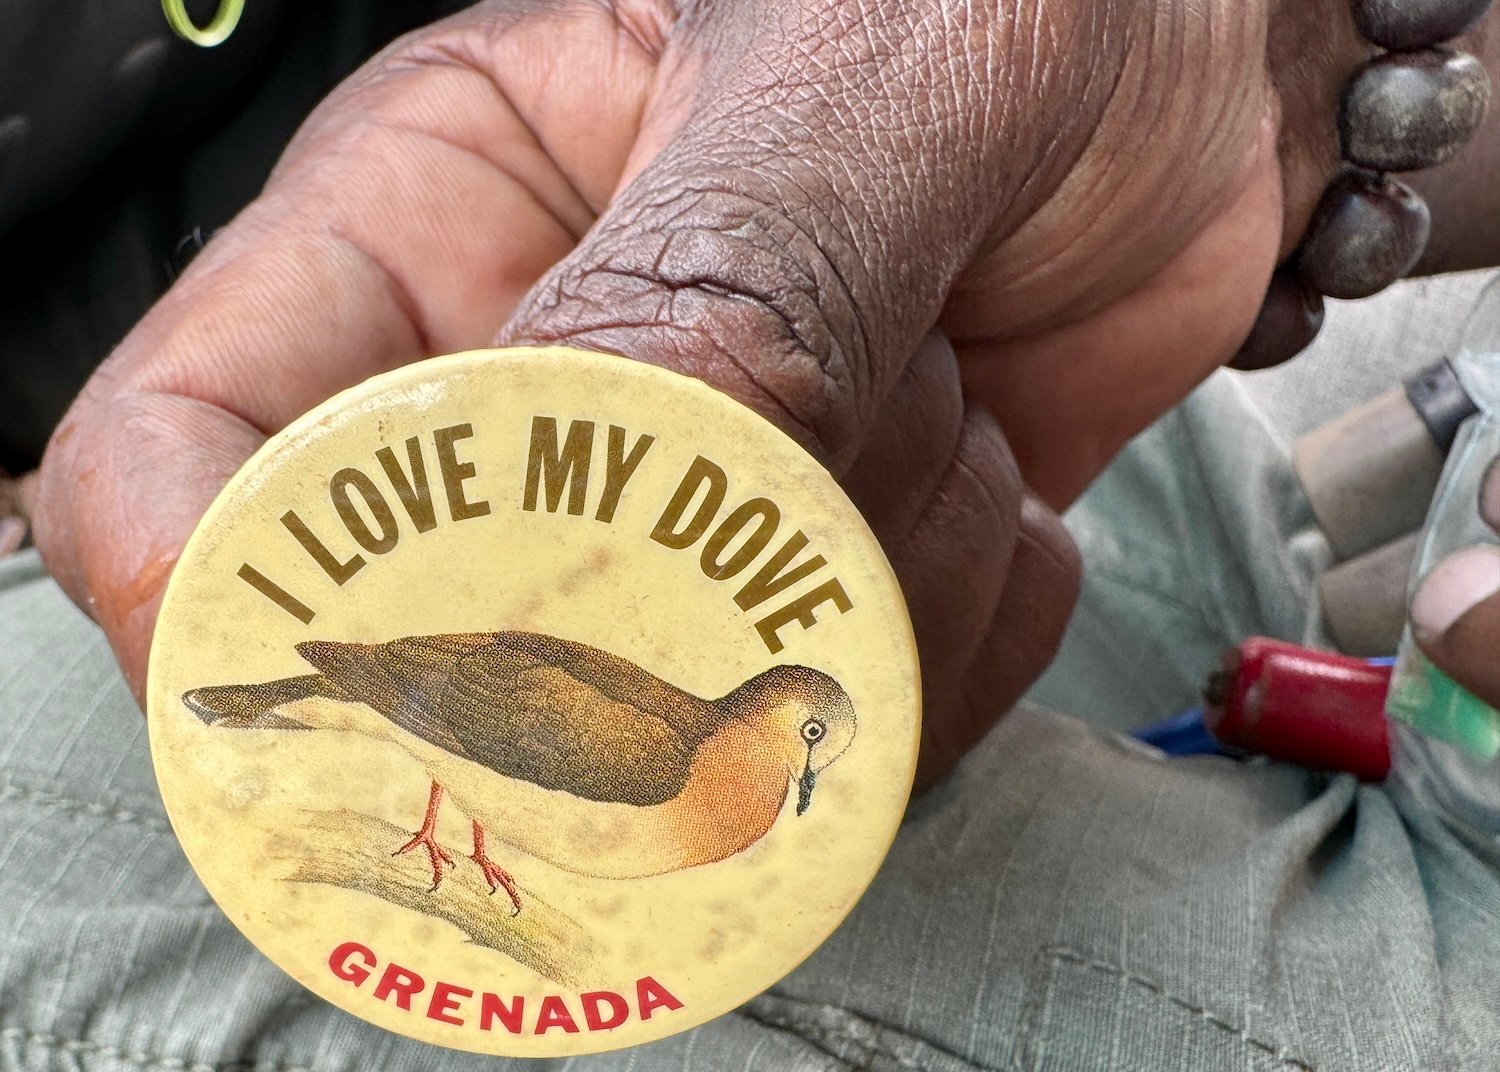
[491,2,1095,778]
[496,0,1052,470]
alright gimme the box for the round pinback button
[147,347,921,1057]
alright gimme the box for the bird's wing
[299,632,730,806]
[295,633,492,755]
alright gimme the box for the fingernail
[1412,544,1500,641]
[1480,458,1500,530]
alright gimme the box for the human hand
[1411,459,1500,706]
[34,0,1456,785]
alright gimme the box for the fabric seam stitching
[0,1026,314,1072]
[0,780,171,834]
[1043,946,1316,1071]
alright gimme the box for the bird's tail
[181,674,334,729]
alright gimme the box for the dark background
[0,0,470,473]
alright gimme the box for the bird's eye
[801,720,825,743]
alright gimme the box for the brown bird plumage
[295,632,738,807]
[184,630,858,910]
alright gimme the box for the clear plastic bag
[1389,277,1500,836]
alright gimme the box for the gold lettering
[701,497,779,580]
[754,579,852,653]
[330,468,399,554]
[281,510,364,585]
[523,417,593,516]
[595,425,655,523]
[734,530,827,610]
[434,423,491,521]
[651,456,726,549]
[375,437,437,533]
[237,563,315,623]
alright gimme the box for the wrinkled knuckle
[510,179,873,466]
[375,1,534,71]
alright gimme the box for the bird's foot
[393,828,455,891]
[470,850,523,915]
[468,821,522,915]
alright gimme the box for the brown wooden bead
[1229,271,1325,371]
[1298,173,1431,300]
[1352,0,1495,51]
[1341,49,1492,172]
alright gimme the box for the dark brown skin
[33,0,1500,786]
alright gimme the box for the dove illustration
[183,631,857,913]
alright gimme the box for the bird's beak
[796,760,816,815]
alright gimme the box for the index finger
[33,6,655,696]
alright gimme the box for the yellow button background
[148,347,920,1056]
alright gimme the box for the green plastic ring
[161,0,245,48]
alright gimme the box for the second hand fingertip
[1411,543,1500,642]
[1479,456,1500,530]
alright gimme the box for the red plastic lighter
[1203,638,1393,781]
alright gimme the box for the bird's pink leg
[393,780,454,891]
[469,821,522,915]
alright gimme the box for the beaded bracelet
[1231,0,1494,370]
